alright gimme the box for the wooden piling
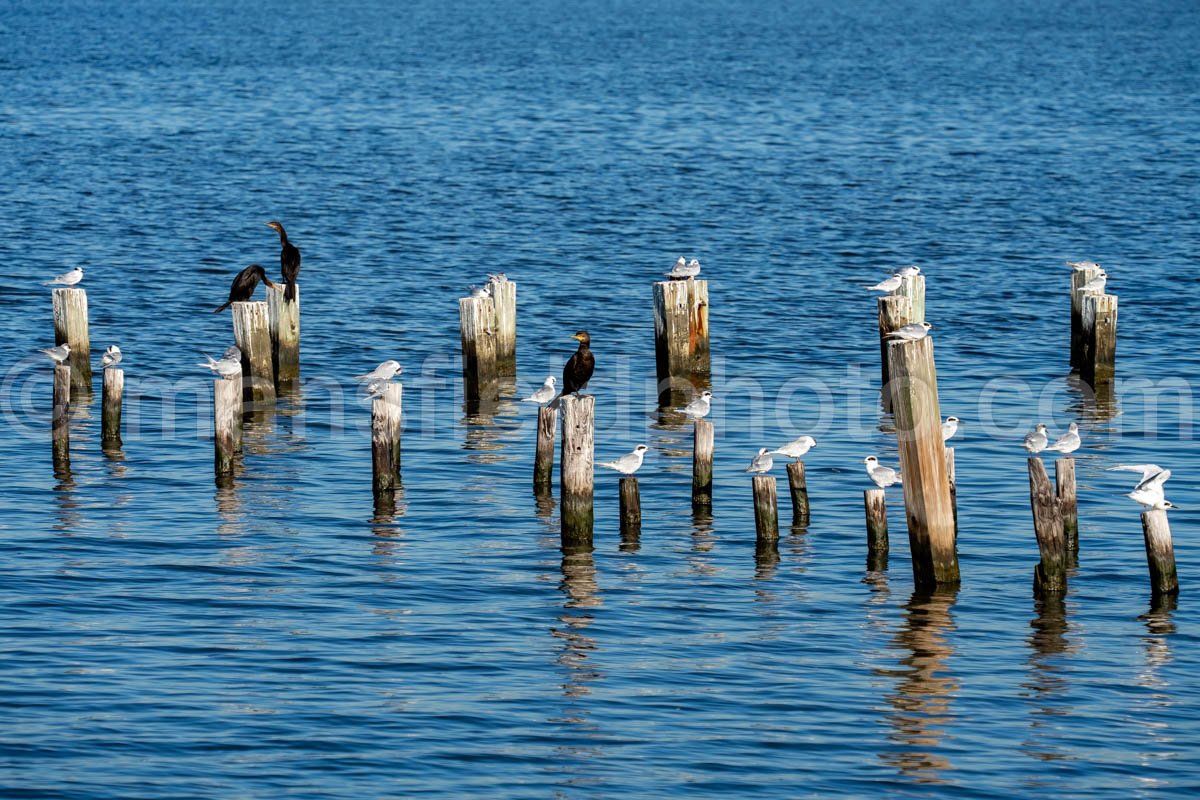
[266,284,300,389]
[231,301,275,407]
[896,273,925,324]
[1141,508,1178,597]
[52,363,70,469]
[785,461,810,525]
[213,374,242,479]
[888,336,959,588]
[458,294,498,405]
[1070,264,1103,368]
[371,383,403,495]
[52,287,91,393]
[692,418,714,507]
[487,276,517,376]
[653,279,709,402]
[876,294,913,396]
[560,395,595,542]
[101,367,123,450]
[864,488,888,556]
[1055,457,1078,551]
[620,476,641,532]
[752,476,779,541]
[1027,457,1067,594]
[533,405,557,492]
[945,447,957,536]
[1080,293,1117,387]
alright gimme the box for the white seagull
[1023,423,1049,454]
[1108,464,1166,482]
[942,416,959,442]
[884,321,933,342]
[45,267,83,287]
[864,456,902,488]
[1078,271,1107,293]
[1067,260,1101,271]
[746,448,774,475]
[523,376,557,405]
[101,344,122,369]
[41,343,71,363]
[1045,422,1081,454]
[1126,468,1175,510]
[199,347,243,378]
[865,275,902,293]
[683,390,712,419]
[772,435,816,460]
[598,444,649,476]
[896,265,921,277]
[355,360,402,382]
[667,256,701,280]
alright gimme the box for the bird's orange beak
[571,333,584,341]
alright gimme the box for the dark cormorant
[560,330,595,397]
[213,264,278,313]
[265,221,301,302]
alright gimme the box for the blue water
[2,0,1199,796]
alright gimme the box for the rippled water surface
[2,0,1199,796]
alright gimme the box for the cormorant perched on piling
[265,221,301,302]
[213,264,278,312]
[560,330,594,398]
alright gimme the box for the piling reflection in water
[878,589,959,784]
[371,487,407,565]
[553,541,602,705]
[51,470,81,533]
[1020,593,1077,770]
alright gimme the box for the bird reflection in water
[878,589,959,784]
[1020,592,1078,770]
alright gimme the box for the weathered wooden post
[876,294,913,402]
[213,373,242,479]
[560,395,594,543]
[1028,457,1067,594]
[944,447,957,536]
[692,419,714,508]
[52,287,91,393]
[533,405,557,492]
[371,383,403,495]
[1070,264,1103,368]
[752,476,779,541]
[101,367,124,450]
[888,336,959,588]
[653,278,709,404]
[52,363,70,470]
[1055,457,1078,551]
[487,275,516,376]
[266,284,300,389]
[231,301,275,408]
[896,273,925,324]
[785,461,810,525]
[620,477,641,533]
[864,488,888,563]
[1141,509,1178,597]
[1080,293,1117,387]
[459,293,497,407]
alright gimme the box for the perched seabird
[556,330,594,401]
[865,275,902,293]
[265,221,301,302]
[896,265,921,278]
[355,360,403,382]
[772,435,816,460]
[683,390,713,419]
[523,376,557,405]
[101,344,122,369]
[199,347,243,377]
[864,456,902,488]
[1067,260,1101,271]
[667,257,701,280]
[214,264,278,312]
[1079,271,1107,293]
[1108,464,1166,482]
[469,284,492,299]
[1023,423,1049,454]
[41,343,71,363]
[488,272,508,283]
[599,444,649,476]
[942,416,959,441]
[45,267,84,287]
[1045,422,1081,454]
[884,321,933,341]
[1126,468,1174,510]
[746,448,774,475]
